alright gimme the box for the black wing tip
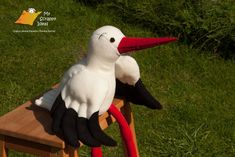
[88,112,117,147]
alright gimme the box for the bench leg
[0,135,8,157]
[121,102,139,157]
[57,149,69,157]
[67,146,78,157]
[58,145,78,157]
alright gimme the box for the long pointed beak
[117,37,177,54]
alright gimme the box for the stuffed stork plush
[35,26,176,156]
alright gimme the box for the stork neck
[86,53,116,75]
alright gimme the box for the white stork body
[36,55,140,114]
[61,60,116,118]
[36,26,125,119]
[35,25,176,120]
[34,25,176,148]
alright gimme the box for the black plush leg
[51,94,66,134]
[115,79,162,109]
[62,108,80,147]
[88,112,117,146]
[77,117,101,147]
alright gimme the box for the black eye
[110,37,115,43]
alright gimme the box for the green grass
[0,0,235,156]
[94,0,235,59]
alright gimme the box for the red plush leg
[108,104,137,157]
[91,147,102,157]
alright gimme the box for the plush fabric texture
[59,26,125,119]
[115,55,140,86]
[50,94,66,134]
[118,37,177,53]
[108,104,137,157]
[62,108,80,147]
[34,25,176,151]
[36,88,60,111]
[88,112,117,146]
[91,147,102,157]
[51,93,116,147]
[115,79,162,109]
[77,117,101,147]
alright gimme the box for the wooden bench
[0,98,139,157]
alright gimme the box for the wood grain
[0,135,8,157]
[0,98,124,149]
[0,83,136,157]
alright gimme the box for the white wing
[115,55,140,86]
[35,88,61,110]
[35,60,85,111]
[61,68,109,118]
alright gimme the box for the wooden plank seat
[0,89,138,157]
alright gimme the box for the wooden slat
[0,101,65,148]
[0,82,139,157]
[5,136,53,157]
[57,149,69,157]
[50,147,60,157]
[0,97,125,149]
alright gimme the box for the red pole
[108,104,137,157]
[91,147,102,157]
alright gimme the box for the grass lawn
[0,0,235,156]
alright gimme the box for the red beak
[117,37,177,54]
